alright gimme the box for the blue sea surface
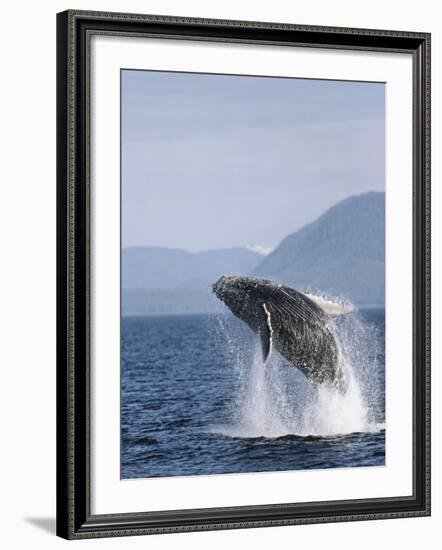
[121,309,385,479]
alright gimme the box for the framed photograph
[56,10,431,539]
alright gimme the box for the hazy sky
[122,70,384,252]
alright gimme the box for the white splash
[300,371,368,436]
[304,291,355,317]
[238,347,292,437]
[211,298,384,439]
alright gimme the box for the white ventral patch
[260,302,273,363]
[303,292,355,317]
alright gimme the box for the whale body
[212,275,351,393]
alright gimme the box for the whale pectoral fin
[260,325,271,363]
[260,303,273,363]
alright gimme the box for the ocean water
[121,308,385,479]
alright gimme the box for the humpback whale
[212,275,352,393]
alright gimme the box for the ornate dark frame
[56,9,431,540]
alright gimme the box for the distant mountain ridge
[253,192,385,306]
[123,246,262,290]
[122,192,385,315]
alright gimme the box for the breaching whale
[212,275,352,393]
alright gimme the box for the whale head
[212,275,276,329]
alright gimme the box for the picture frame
[56,9,431,540]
